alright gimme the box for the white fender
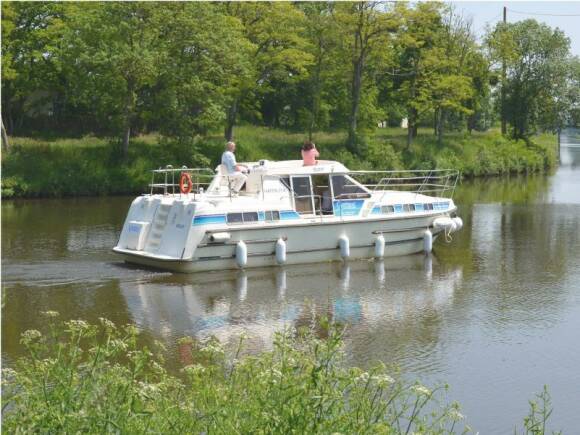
[235,241,247,268]
[433,217,454,231]
[424,230,433,254]
[210,232,231,243]
[374,234,385,258]
[339,235,350,259]
[275,238,287,265]
[452,217,463,231]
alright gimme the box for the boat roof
[233,160,350,176]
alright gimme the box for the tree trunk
[122,125,131,156]
[122,80,135,157]
[433,110,439,136]
[1,118,9,152]
[224,98,238,141]
[406,108,416,149]
[348,56,363,155]
[437,109,446,146]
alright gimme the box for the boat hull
[114,213,449,273]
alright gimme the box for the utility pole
[501,6,507,135]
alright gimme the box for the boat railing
[346,169,460,199]
[149,166,215,197]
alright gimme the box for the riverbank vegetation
[1,314,558,434]
[1,126,556,198]
[1,2,577,197]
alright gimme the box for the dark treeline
[1,1,579,155]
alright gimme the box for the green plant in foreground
[2,313,470,434]
[519,386,561,435]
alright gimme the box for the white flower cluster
[41,310,60,318]
[110,339,128,352]
[372,374,395,387]
[355,372,370,383]
[137,381,161,399]
[410,384,431,396]
[99,317,116,330]
[183,364,206,377]
[448,408,465,422]
[66,320,90,332]
[21,329,42,345]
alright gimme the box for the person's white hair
[226,141,236,150]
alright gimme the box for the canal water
[2,130,579,433]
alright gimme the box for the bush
[1,127,557,198]
[2,314,468,434]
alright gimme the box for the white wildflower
[372,374,395,387]
[150,361,164,374]
[410,384,431,396]
[202,340,224,355]
[2,368,17,380]
[124,324,140,336]
[21,329,42,345]
[99,317,116,330]
[448,408,464,421]
[110,339,128,352]
[41,310,60,318]
[66,320,89,332]
[355,372,370,383]
[183,364,205,376]
[137,381,160,399]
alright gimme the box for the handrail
[149,166,215,196]
[344,169,459,199]
[145,165,459,200]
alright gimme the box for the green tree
[1,2,65,138]
[431,7,476,144]
[293,2,339,139]
[61,2,167,155]
[150,3,254,141]
[221,2,312,141]
[392,2,445,148]
[1,1,16,150]
[334,2,399,154]
[487,19,571,139]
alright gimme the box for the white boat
[113,160,462,272]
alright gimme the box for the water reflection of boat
[120,256,464,351]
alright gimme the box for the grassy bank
[1,315,557,433]
[1,127,557,198]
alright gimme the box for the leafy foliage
[1,2,575,164]
[2,315,470,434]
[487,20,573,139]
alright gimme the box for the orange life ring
[179,172,193,194]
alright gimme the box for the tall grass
[2,314,470,434]
[1,127,557,198]
[2,314,561,433]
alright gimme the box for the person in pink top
[301,141,319,166]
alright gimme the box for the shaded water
[2,130,580,433]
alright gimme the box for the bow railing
[149,166,215,196]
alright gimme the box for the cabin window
[227,213,243,224]
[424,203,434,211]
[242,212,259,222]
[312,175,333,214]
[291,176,315,214]
[331,175,370,200]
[403,204,415,212]
[264,210,280,221]
[280,177,291,192]
[381,205,395,214]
